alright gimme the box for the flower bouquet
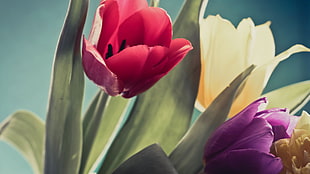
[1,0,310,174]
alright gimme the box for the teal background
[0,0,309,173]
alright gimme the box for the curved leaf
[80,91,134,174]
[113,144,178,174]
[263,80,310,114]
[44,0,88,173]
[0,111,44,174]
[169,65,255,174]
[80,91,108,174]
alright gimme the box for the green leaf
[263,80,310,114]
[169,65,255,174]
[113,144,178,174]
[98,0,204,173]
[79,91,134,174]
[80,91,108,174]
[44,0,88,173]
[0,111,44,174]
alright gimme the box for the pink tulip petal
[88,3,106,45]
[121,73,164,98]
[120,46,170,98]
[204,98,267,160]
[105,45,149,86]
[115,0,148,23]
[122,40,192,98]
[141,46,169,77]
[144,46,168,68]
[82,37,123,96]
[118,7,172,47]
[90,0,119,56]
[163,38,193,72]
[205,149,282,174]
[83,0,193,98]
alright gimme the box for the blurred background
[0,0,309,173]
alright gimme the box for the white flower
[197,15,310,117]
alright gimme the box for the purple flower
[204,98,299,174]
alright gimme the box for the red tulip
[82,0,193,98]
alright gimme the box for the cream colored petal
[235,17,255,67]
[228,62,276,116]
[249,21,275,65]
[197,14,310,115]
[257,44,310,90]
[228,44,310,117]
[276,44,310,61]
[226,21,275,116]
[194,99,206,112]
[197,15,254,109]
[296,111,310,131]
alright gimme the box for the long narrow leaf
[98,0,204,173]
[80,91,108,174]
[80,91,134,174]
[44,0,88,173]
[169,65,255,174]
[113,144,178,174]
[0,111,44,174]
[263,80,310,114]
[82,91,105,132]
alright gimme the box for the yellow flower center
[272,129,310,174]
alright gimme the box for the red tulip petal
[105,45,149,87]
[205,149,282,174]
[118,7,172,47]
[120,46,169,98]
[89,0,120,55]
[204,98,267,160]
[82,37,123,95]
[115,0,148,23]
[163,38,193,72]
[140,39,193,80]
[136,39,192,81]
[141,46,168,76]
[121,40,192,98]
[121,73,164,98]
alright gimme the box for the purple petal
[227,118,274,152]
[205,149,282,174]
[204,98,267,160]
[256,108,300,141]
